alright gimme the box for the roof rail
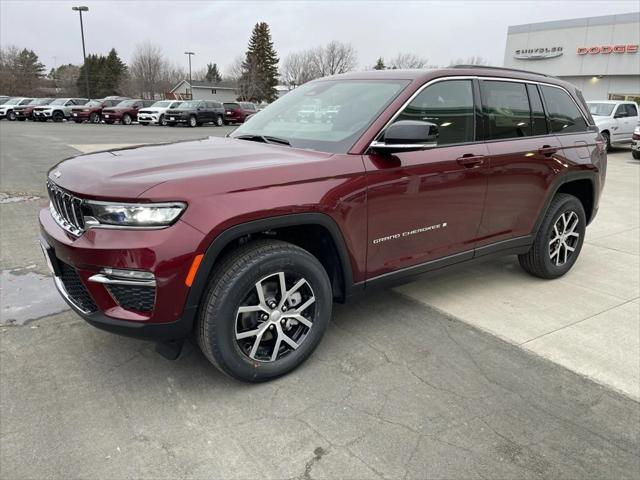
[451,64,554,78]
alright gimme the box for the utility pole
[184,51,195,99]
[72,6,90,99]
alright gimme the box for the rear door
[478,80,563,245]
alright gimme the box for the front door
[364,79,488,279]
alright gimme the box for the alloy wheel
[549,210,580,266]
[235,271,316,362]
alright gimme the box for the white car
[0,97,34,120]
[33,98,88,122]
[632,123,640,160]
[587,100,639,150]
[137,100,183,126]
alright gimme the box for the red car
[13,98,54,121]
[101,99,154,125]
[223,101,257,124]
[71,97,129,124]
[40,66,606,382]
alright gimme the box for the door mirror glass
[384,120,439,145]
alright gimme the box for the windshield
[116,100,136,107]
[230,79,410,154]
[0,98,8,105]
[32,98,53,105]
[6,97,22,104]
[49,99,67,105]
[151,101,172,108]
[587,102,615,116]
[178,101,199,109]
[85,100,102,107]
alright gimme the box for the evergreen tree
[76,49,127,98]
[374,57,386,70]
[238,22,279,103]
[14,48,45,93]
[205,63,222,83]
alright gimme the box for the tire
[632,150,640,160]
[122,113,132,125]
[188,115,197,127]
[223,120,230,126]
[197,239,332,382]
[7,111,16,121]
[518,193,586,279]
[17,117,26,121]
[215,115,223,126]
[601,131,611,152]
[52,111,64,122]
[159,114,167,126]
[89,112,100,124]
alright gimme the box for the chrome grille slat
[46,181,85,236]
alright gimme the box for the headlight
[83,201,186,227]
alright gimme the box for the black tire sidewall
[633,150,640,160]
[189,115,197,127]
[537,196,586,276]
[122,114,131,125]
[90,112,100,123]
[159,114,166,126]
[201,247,332,381]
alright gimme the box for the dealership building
[504,12,639,102]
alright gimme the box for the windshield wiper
[235,134,291,146]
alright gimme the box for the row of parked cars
[0,96,258,127]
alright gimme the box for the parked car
[587,100,639,150]
[164,100,225,127]
[101,99,154,125]
[0,97,34,120]
[39,66,606,382]
[137,100,183,126]
[13,98,55,121]
[0,96,9,104]
[33,98,89,122]
[632,123,640,159]
[223,102,257,124]
[71,97,129,123]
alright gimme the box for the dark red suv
[223,101,257,124]
[101,99,154,124]
[40,67,606,382]
[71,97,129,123]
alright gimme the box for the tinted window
[624,104,638,117]
[527,84,548,136]
[224,103,240,109]
[540,86,588,133]
[483,81,531,139]
[394,80,474,146]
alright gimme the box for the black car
[164,100,225,127]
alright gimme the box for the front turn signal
[185,254,204,287]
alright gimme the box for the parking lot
[1,121,639,479]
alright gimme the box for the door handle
[456,154,485,167]
[538,145,558,156]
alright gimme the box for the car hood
[50,136,333,199]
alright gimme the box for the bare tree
[128,42,167,99]
[281,50,319,87]
[310,41,357,77]
[389,53,429,69]
[222,55,244,86]
[0,46,20,94]
[449,56,491,66]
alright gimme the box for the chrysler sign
[514,47,563,60]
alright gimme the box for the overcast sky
[1,0,638,75]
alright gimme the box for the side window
[624,104,638,117]
[540,86,588,134]
[614,104,628,118]
[482,81,532,139]
[393,79,475,146]
[527,84,548,136]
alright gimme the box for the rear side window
[225,103,240,109]
[527,84,548,136]
[624,104,638,117]
[482,81,531,139]
[395,79,475,146]
[540,86,588,134]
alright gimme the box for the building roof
[508,11,639,34]
[170,79,237,93]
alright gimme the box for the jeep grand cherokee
[40,66,606,382]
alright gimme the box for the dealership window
[482,81,532,139]
[540,86,588,134]
[394,80,474,145]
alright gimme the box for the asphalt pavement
[1,120,639,479]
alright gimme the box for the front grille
[107,284,156,312]
[47,181,85,236]
[60,262,98,313]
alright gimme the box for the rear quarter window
[540,86,588,134]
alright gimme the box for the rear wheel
[215,115,223,126]
[518,193,586,279]
[89,112,100,124]
[632,150,640,160]
[122,113,132,125]
[188,115,197,127]
[197,240,332,382]
[52,111,64,122]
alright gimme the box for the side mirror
[371,120,439,153]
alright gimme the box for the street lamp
[72,6,90,99]
[184,51,195,99]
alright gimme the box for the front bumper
[165,115,188,123]
[138,114,160,123]
[71,112,91,120]
[39,207,206,341]
[102,112,123,121]
[34,111,53,118]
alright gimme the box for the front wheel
[215,115,223,126]
[89,112,100,124]
[632,150,640,160]
[188,115,197,127]
[122,113,132,125]
[52,111,64,122]
[159,114,167,126]
[7,111,16,121]
[197,240,332,382]
[518,193,586,279]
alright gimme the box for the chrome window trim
[368,74,591,152]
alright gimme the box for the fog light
[103,268,155,281]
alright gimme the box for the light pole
[72,6,90,99]
[184,51,195,99]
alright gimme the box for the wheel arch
[184,213,355,314]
